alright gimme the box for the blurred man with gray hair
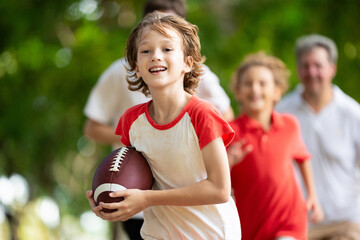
[276,34,360,240]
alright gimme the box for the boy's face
[135,25,192,92]
[297,47,336,98]
[235,66,281,114]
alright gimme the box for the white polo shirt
[276,84,360,225]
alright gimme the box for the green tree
[0,0,359,238]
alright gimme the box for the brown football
[92,146,153,212]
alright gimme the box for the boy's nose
[151,49,162,61]
[251,83,261,93]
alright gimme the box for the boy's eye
[243,81,252,87]
[260,81,267,87]
[163,48,172,52]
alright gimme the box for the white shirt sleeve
[83,58,148,127]
[196,64,231,114]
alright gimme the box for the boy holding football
[87,12,241,239]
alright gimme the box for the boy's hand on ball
[86,190,104,218]
[99,189,147,222]
[92,147,153,213]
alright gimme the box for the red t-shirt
[229,112,310,240]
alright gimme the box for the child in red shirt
[227,52,324,240]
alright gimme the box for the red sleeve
[228,118,242,145]
[288,115,311,163]
[189,99,234,149]
[116,113,131,146]
[115,103,147,146]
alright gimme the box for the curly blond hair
[230,52,290,96]
[125,11,205,97]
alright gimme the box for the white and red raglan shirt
[115,95,241,240]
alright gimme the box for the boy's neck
[149,91,192,125]
[245,109,272,131]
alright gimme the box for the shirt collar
[292,83,344,109]
[240,111,284,132]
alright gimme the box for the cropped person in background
[83,0,234,239]
[276,34,360,240]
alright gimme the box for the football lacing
[109,147,128,172]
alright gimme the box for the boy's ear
[184,56,193,73]
[235,86,244,103]
[274,86,282,102]
[135,63,141,78]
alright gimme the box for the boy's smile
[149,66,167,74]
[236,66,280,114]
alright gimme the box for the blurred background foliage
[1,0,359,239]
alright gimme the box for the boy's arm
[95,137,232,222]
[296,160,324,223]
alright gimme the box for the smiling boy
[86,12,241,240]
[227,52,323,240]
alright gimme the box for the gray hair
[295,34,338,64]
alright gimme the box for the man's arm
[83,118,122,146]
[222,106,235,122]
